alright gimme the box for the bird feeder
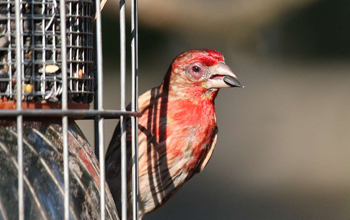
[0,0,94,110]
[0,0,140,219]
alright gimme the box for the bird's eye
[193,66,200,72]
[187,63,206,79]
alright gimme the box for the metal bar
[0,109,142,117]
[15,0,24,218]
[69,1,73,97]
[95,0,105,218]
[93,91,99,156]
[31,1,35,96]
[52,0,58,97]
[81,2,86,94]
[120,0,127,219]
[59,0,69,219]
[75,3,80,93]
[7,0,12,99]
[131,0,139,219]
[42,0,47,100]
[93,9,99,159]
[0,60,95,65]
[81,115,131,120]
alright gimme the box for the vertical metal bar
[75,4,80,92]
[15,0,24,219]
[52,1,56,64]
[59,0,69,219]
[69,2,73,92]
[81,3,85,93]
[93,86,99,157]
[95,0,105,219]
[93,0,99,158]
[120,0,127,219]
[131,0,139,219]
[52,1,57,95]
[42,0,46,99]
[31,0,35,96]
[7,0,12,98]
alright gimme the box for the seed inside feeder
[39,65,60,74]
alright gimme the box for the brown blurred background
[78,0,350,219]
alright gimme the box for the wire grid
[1,0,140,220]
[0,0,94,103]
[118,1,139,219]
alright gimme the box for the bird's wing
[197,126,218,173]
[137,87,161,113]
[105,87,162,173]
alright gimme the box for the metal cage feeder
[0,0,141,219]
[0,0,94,110]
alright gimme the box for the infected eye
[187,63,206,79]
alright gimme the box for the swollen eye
[187,63,206,79]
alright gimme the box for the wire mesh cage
[0,0,140,219]
[0,0,94,109]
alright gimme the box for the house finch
[106,49,242,219]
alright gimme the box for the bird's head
[162,49,242,101]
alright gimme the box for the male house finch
[106,49,242,219]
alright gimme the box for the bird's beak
[205,62,243,89]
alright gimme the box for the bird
[106,49,243,219]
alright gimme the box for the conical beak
[205,62,243,89]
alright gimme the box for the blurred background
[78,0,350,219]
